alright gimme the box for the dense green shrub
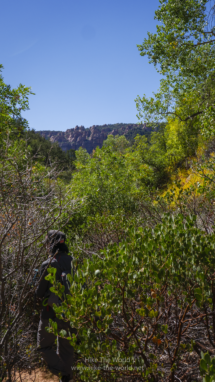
[48,214,215,381]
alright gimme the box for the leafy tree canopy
[135,0,215,137]
[23,129,76,181]
[0,64,34,144]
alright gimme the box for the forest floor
[15,368,58,382]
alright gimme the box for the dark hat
[44,230,66,244]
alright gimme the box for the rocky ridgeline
[37,123,152,153]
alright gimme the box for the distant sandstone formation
[37,123,153,154]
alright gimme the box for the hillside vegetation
[1,0,215,381]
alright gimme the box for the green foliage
[23,129,76,182]
[124,125,153,142]
[0,134,75,380]
[25,129,75,166]
[200,352,215,382]
[0,64,75,183]
[135,0,215,137]
[90,123,145,133]
[5,128,76,184]
[71,136,147,216]
[49,214,215,380]
[132,132,170,187]
[138,0,209,72]
[64,129,192,251]
[0,64,34,144]
[2,2,215,380]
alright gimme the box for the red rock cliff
[37,123,150,153]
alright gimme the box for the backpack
[47,259,74,308]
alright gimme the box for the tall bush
[0,141,76,382]
[48,214,215,381]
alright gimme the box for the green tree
[71,136,145,216]
[23,129,76,182]
[0,64,34,144]
[63,135,164,256]
[135,0,215,137]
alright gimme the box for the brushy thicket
[47,0,215,381]
[0,66,78,381]
[2,0,215,381]
[0,139,77,381]
[47,133,215,382]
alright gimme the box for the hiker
[36,230,74,382]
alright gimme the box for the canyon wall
[38,123,153,153]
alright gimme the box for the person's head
[45,230,68,255]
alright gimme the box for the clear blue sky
[1,0,161,131]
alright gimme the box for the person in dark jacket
[36,230,74,382]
